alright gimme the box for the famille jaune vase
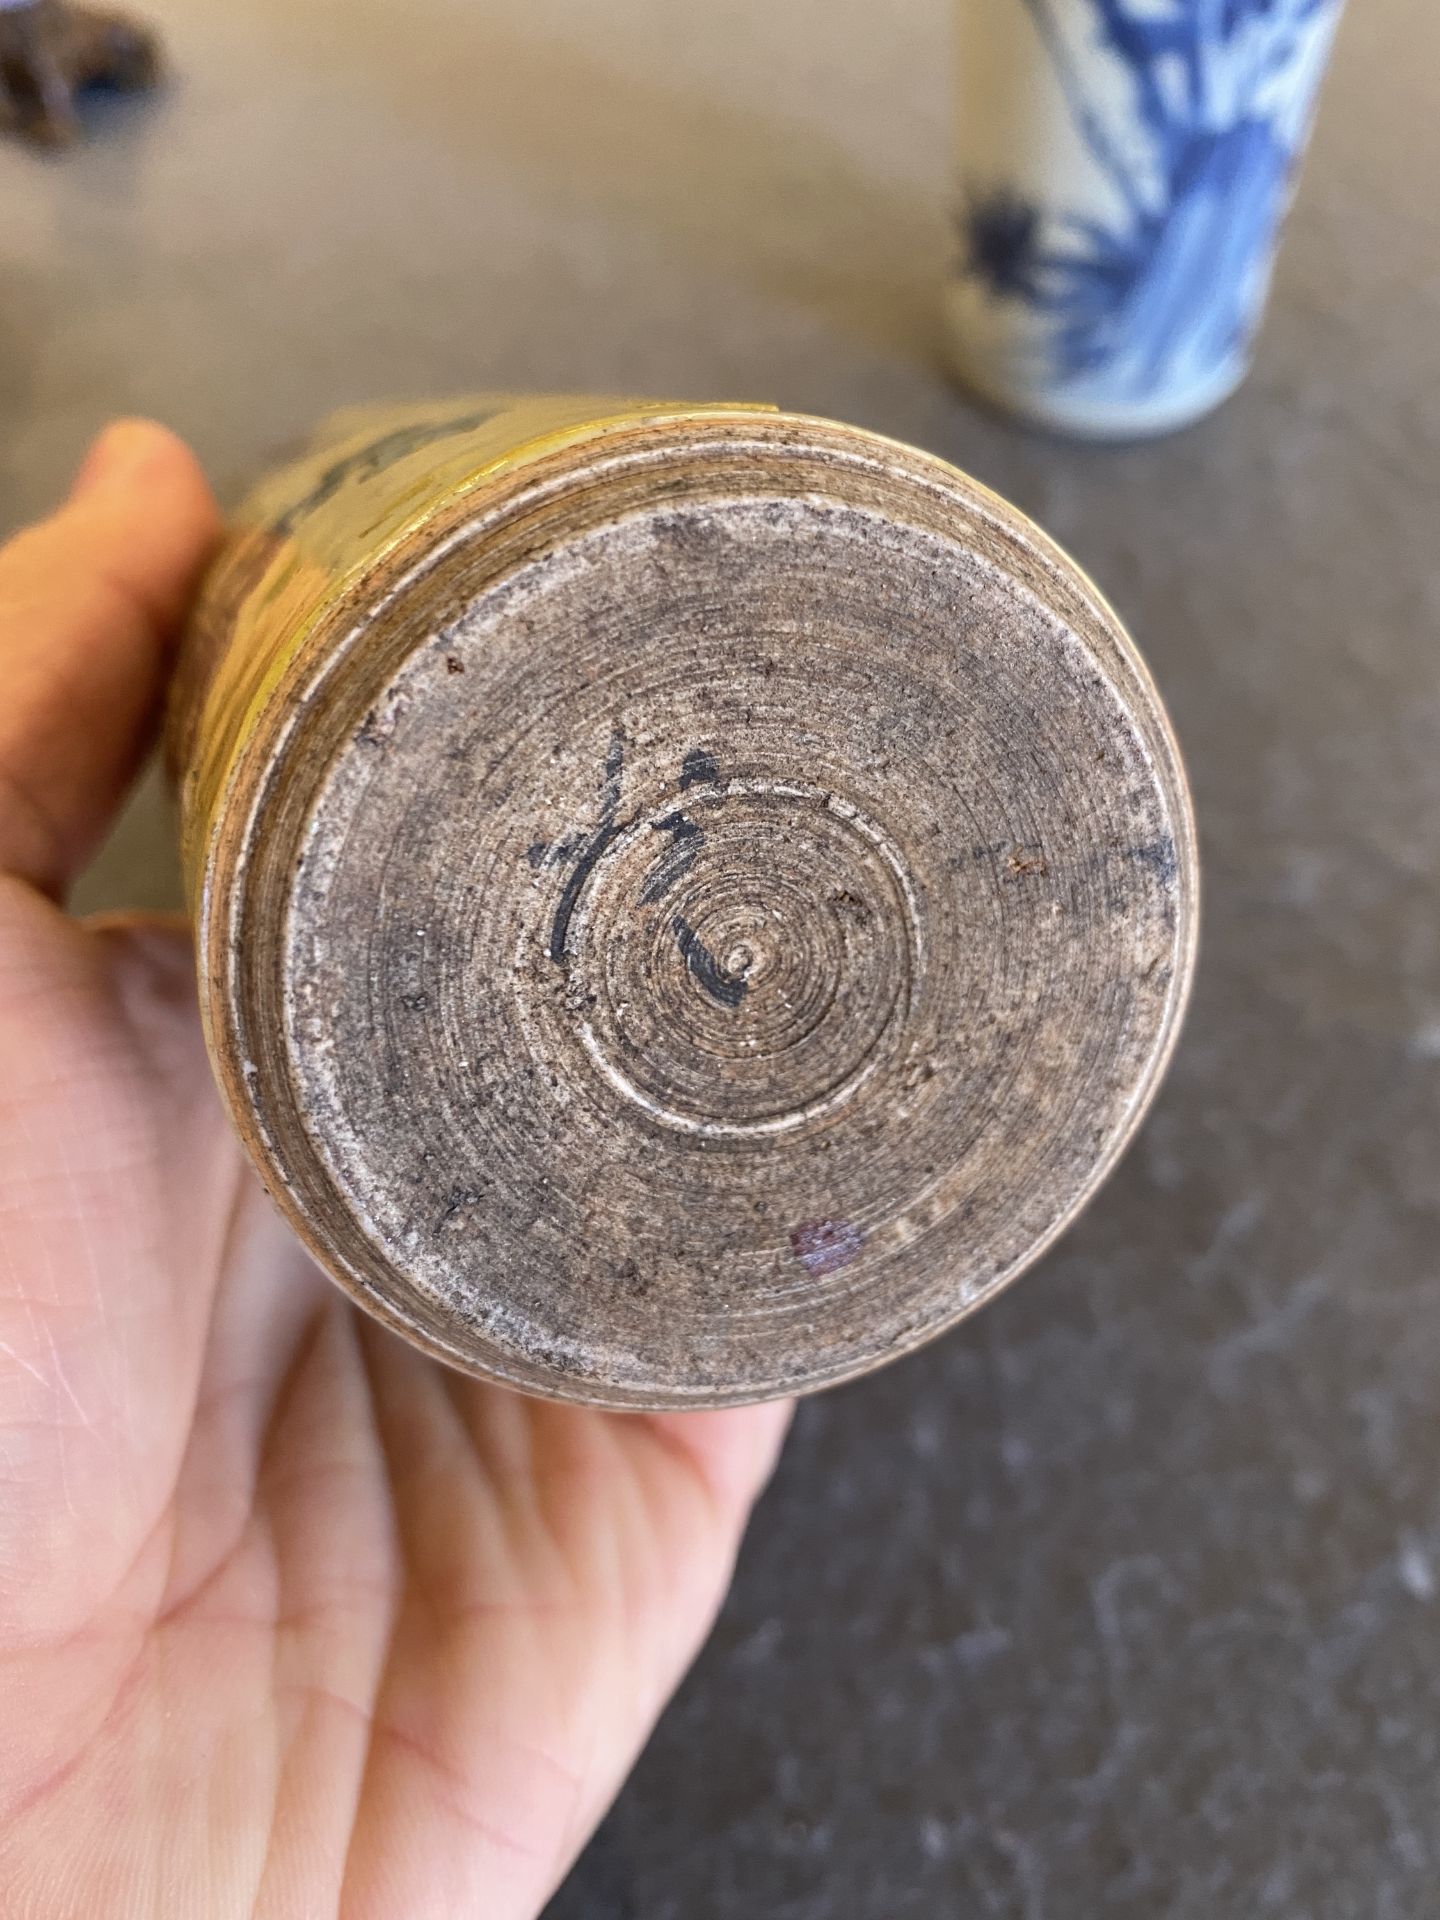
[170,395,1197,1407]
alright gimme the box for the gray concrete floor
[5,1,1440,1913]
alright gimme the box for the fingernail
[69,420,169,500]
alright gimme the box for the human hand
[0,422,790,1917]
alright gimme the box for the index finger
[0,419,220,899]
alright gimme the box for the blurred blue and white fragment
[948,0,1344,436]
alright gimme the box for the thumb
[0,420,220,899]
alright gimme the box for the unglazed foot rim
[194,409,1198,1409]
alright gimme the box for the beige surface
[4,1,1440,1914]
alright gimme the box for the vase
[169,395,1196,1407]
[947,0,1345,437]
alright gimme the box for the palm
[0,426,786,1918]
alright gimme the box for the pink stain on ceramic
[790,1219,865,1277]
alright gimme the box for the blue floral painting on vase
[957,0,1343,430]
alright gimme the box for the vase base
[945,339,1251,442]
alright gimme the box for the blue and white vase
[946,0,1345,438]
